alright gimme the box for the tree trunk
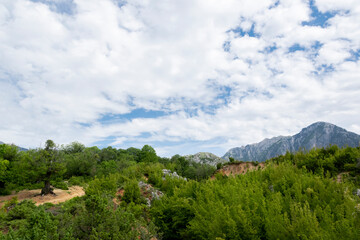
[41,179,54,195]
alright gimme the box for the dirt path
[0,186,85,208]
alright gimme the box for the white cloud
[0,0,360,157]
[315,0,359,12]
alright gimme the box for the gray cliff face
[185,152,226,166]
[223,122,360,162]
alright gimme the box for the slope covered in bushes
[0,142,359,239]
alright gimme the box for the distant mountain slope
[0,141,27,151]
[223,122,360,162]
[185,152,226,166]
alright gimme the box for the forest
[0,141,360,239]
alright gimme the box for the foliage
[85,176,117,199]
[140,145,158,163]
[122,180,144,205]
[151,162,360,239]
[62,141,86,154]
[31,140,67,194]
[1,142,360,239]
[270,145,360,183]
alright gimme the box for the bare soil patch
[0,186,85,208]
[215,162,265,177]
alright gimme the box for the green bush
[51,181,68,190]
[85,176,117,199]
[68,176,86,186]
[122,180,144,205]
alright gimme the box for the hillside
[223,122,360,162]
[1,140,360,239]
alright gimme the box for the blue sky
[0,0,360,157]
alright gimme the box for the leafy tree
[62,141,85,154]
[140,145,158,163]
[0,158,9,190]
[126,147,141,162]
[64,148,98,178]
[172,155,189,176]
[99,146,118,162]
[32,140,66,195]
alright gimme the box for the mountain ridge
[223,122,360,162]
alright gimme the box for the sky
[0,0,360,157]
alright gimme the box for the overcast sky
[0,0,360,157]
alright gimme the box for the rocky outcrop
[138,181,163,207]
[185,152,227,166]
[162,169,187,181]
[223,122,360,162]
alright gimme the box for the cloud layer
[1,0,360,156]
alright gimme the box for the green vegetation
[269,145,360,184]
[0,141,360,239]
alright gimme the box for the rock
[162,169,187,181]
[137,181,164,207]
[185,152,227,166]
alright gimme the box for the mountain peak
[300,121,337,131]
[223,122,360,162]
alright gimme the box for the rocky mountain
[223,122,360,162]
[185,152,227,166]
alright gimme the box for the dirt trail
[0,186,85,208]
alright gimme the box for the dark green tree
[140,145,158,163]
[34,140,66,195]
[62,141,85,154]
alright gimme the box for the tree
[126,147,141,162]
[0,158,9,189]
[175,156,190,176]
[99,146,118,162]
[34,140,66,195]
[140,145,158,163]
[62,141,85,154]
[0,144,20,193]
